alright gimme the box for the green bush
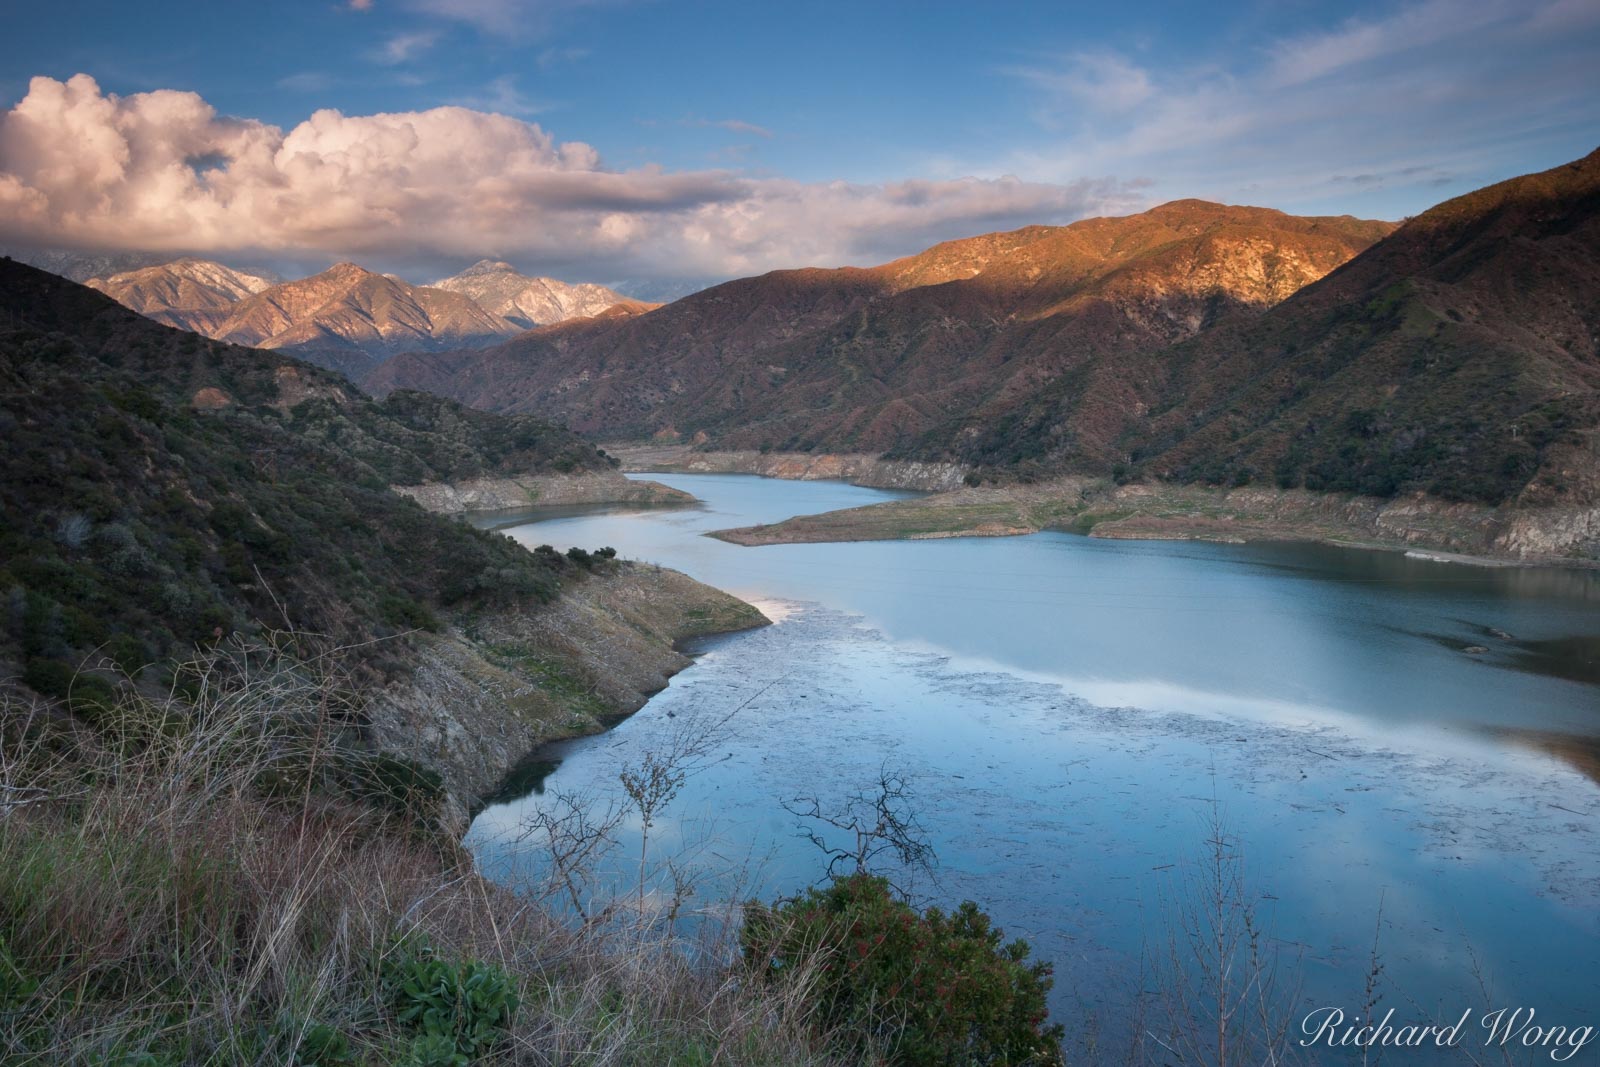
[379,595,441,633]
[386,940,518,1063]
[290,1021,355,1066]
[0,933,39,1009]
[742,874,1064,1066]
[339,753,446,830]
[21,658,116,721]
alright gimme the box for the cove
[467,473,1600,1059]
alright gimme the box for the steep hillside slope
[1110,148,1600,506]
[0,258,755,810]
[369,203,1390,458]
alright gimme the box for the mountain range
[429,259,650,329]
[86,257,282,330]
[72,258,647,379]
[366,201,1393,458]
[368,149,1600,511]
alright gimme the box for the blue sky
[1,0,1596,286]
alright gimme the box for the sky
[1,0,1596,291]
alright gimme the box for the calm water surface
[467,474,1600,1055]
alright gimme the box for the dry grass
[0,644,845,1066]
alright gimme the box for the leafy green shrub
[0,933,39,1009]
[290,1021,356,1066]
[379,595,441,633]
[742,873,1064,1066]
[386,940,518,1062]
[21,658,116,721]
[339,753,446,829]
[404,1030,465,1067]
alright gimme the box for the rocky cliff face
[431,259,653,328]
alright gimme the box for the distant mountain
[2,247,181,283]
[189,263,520,379]
[368,202,1392,458]
[86,258,282,334]
[76,257,637,380]
[431,259,653,328]
[599,276,719,304]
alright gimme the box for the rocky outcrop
[611,444,968,492]
[366,561,768,831]
[393,471,693,514]
[1488,506,1600,560]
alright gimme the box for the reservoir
[467,473,1600,1056]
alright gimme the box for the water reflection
[466,474,1600,1062]
[481,475,1600,745]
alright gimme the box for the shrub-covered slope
[0,256,623,696]
[930,149,1600,506]
[367,202,1390,458]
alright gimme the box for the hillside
[1103,148,1600,507]
[367,202,1392,460]
[0,258,756,811]
[373,152,1600,514]
[431,258,654,328]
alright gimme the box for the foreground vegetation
[0,641,1078,1066]
[0,651,831,1066]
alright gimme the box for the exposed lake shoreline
[393,468,693,514]
[618,453,1600,569]
[374,470,767,828]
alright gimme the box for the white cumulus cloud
[0,74,1136,281]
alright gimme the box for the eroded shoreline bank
[375,472,767,829]
[393,468,693,513]
[613,450,1600,567]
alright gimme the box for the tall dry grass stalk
[0,641,844,1066]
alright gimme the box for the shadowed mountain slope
[0,257,622,690]
[367,202,1391,460]
[1085,148,1600,506]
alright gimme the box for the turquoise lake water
[467,473,1600,1059]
